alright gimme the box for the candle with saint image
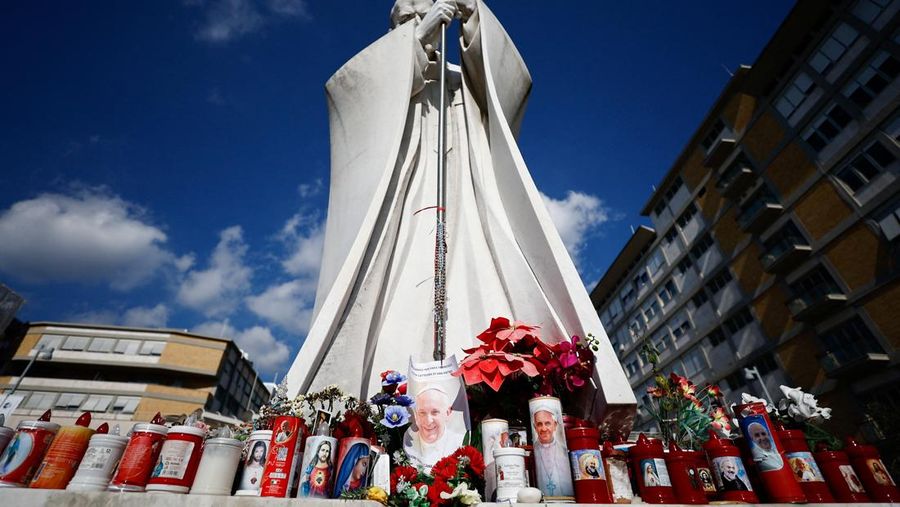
[528,396,574,501]
[0,410,61,487]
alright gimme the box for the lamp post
[743,366,774,405]
[2,344,54,405]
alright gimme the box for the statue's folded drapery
[286,0,635,430]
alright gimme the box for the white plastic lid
[146,483,189,494]
[168,425,206,438]
[89,433,129,446]
[250,429,272,438]
[494,447,526,458]
[234,489,261,497]
[132,422,168,436]
[205,437,242,448]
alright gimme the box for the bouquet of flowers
[774,385,840,450]
[644,371,732,449]
[389,446,485,506]
[370,369,415,456]
[453,317,599,425]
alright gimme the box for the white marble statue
[286,0,635,430]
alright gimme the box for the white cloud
[177,226,253,317]
[123,304,171,328]
[297,178,323,198]
[68,303,170,329]
[279,212,324,278]
[193,320,291,373]
[0,190,174,290]
[191,0,309,43]
[246,280,315,334]
[541,190,613,264]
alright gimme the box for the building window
[54,393,87,410]
[653,332,671,353]
[647,249,666,273]
[724,308,754,334]
[809,22,860,75]
[821,315,885,363]
[633,271,651,292]
[878,201,900,241]
[677,257,693,275]
[775,72,817,120]
[835,140,896,194]
[139,341,166,356]
[653,200,667,217]
[675,203,698,229]
[790,266,842,302]
[708,328,727,346]
[621,287,636,308]
[23,391,57,410]
[114,340,141,355]
[690,234,714,260]
[628,318,644,340]
[626,359,640,377]
[671,317,691,340]
[658,280,679,306]
[764,221,809,258]
[692,289,710,307]
[81,395,114,412]
[642,298,661,322]
[803,103,853,152]
[844,51,900,109]
[61,336,90,351]
[701,120,726,152]
[707,270,734,295]
[853,0,891,23]
[664,227,679,244]
[87,338,116,353]
[112,396,141,414]
[682,347,707,377]
[36,335,64,351]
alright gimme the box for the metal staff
[433,22,448,362]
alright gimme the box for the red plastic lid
[565,426,599,441]
[96,423,110,434]
[703,430,736,450]
[38,409,52,421]
[75,412,92,427]
[633,433,664,452]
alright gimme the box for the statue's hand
[457,0,476,22]
[415,0,456,49]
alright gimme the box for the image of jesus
[403,385,464,467]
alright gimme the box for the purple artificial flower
[381,405,410,428]
[382,371,408,386]
[394,394,414,407]
[370,392,393,406]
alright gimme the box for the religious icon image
[529,397,574,499]
[282,0,635,434]
[839,464,865,493]
[868,458,895,486]
[313,410,333,436]
[788,454,823,482]
[713,456,751,491]
[238,440,268,490]
[698,467,716,493]
[333,439,372,496]
[299,436,336,498]
[402,358,470,468]
[641,459,661,487]
[742,415,783,471]
[274,419,294,444]
[571,450,603,479]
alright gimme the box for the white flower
[738,393,773,416]
[778,386,831,424]
[440,483,482,505]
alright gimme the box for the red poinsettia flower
[453,348,540,392]
[476,317,540,351]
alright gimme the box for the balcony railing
[819,350,890,377]
[788,290,847,321]
[760,243,812,273]
[738,202,783,233]
[718,165,755,199]
[704,137,737,168]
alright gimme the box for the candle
[234,429,272,496]
[189,437,243,496]
[0,410,60,487]
[108,414,168,492]
[29,412,96,489]
[494,447,527,502]
[0,426,14,457]
[67,424,128,492]
[145,425,207,494]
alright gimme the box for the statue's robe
[286,1,635,431]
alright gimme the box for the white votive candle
[189,437,243,496]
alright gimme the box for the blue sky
[0,0,793,378]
